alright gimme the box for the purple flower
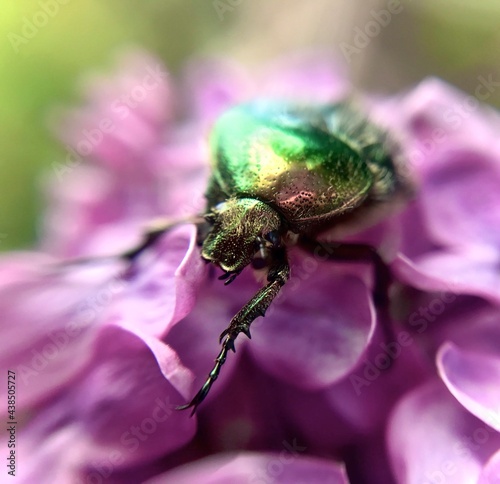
[3,50,500,483]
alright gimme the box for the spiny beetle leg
[177,258,290,414]
[122,216,206,263]
[176,334,235,416]
[58,216,206,268]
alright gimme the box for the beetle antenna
[176,333,236,416]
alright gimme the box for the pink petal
[251,265,375,390]
[146,452,349,484]
[165,276,247,406]
[16,326,196,480]
[420,151,500,248]
[377,78,500,176]
[388,380,500,484]
[109,225,207,337]
[438,342,500,431]
[150,134,209,218]
[56,50,172,172]
[260,51,349,103]
[0,252,123,409]
[184,58,251,124]
[17,426,89,483]
[392,250,500,305]
[478,449,500,484]
[323,324,429,433]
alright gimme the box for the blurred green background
[1,0,499,250]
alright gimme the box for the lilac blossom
[2,50,500,483]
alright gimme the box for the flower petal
[0,252,123,409]
[146,452,349,484]
[388,380,500,484]
[80,329,188,450]
[323,324,429,433]
[260,51,349,103]
[438,342,500,431]
[79,325,196,456]
[109,225,207,338]
[184,58,251,124]
[56,50,172,171]
[165,275,247,406]
[376,78,500,176]
[392,250,500,305]
[251,264,375,390]
[420,150,500,249]
[478,449,500,484]
[16,325,196,481]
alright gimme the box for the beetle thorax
[201,198,282,274]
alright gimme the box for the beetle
[108,100,409,414]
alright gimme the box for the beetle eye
[264,230,280,247]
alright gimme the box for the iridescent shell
[207,101,402,232]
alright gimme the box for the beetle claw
[219,329,228,343]
[219,331,236,352]
[175,401,197,416]
[226,338,236,353]
[218,272,230,280]
[176,389,206,417]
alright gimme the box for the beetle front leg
[121,216,207,262]
[60,216,206,266]
[177,255,290,415]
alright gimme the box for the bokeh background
[1,0,499,251]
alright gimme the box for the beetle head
[202,198,282,276]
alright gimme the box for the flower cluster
[2,50,500,483]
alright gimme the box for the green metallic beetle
[120,100,409,413]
